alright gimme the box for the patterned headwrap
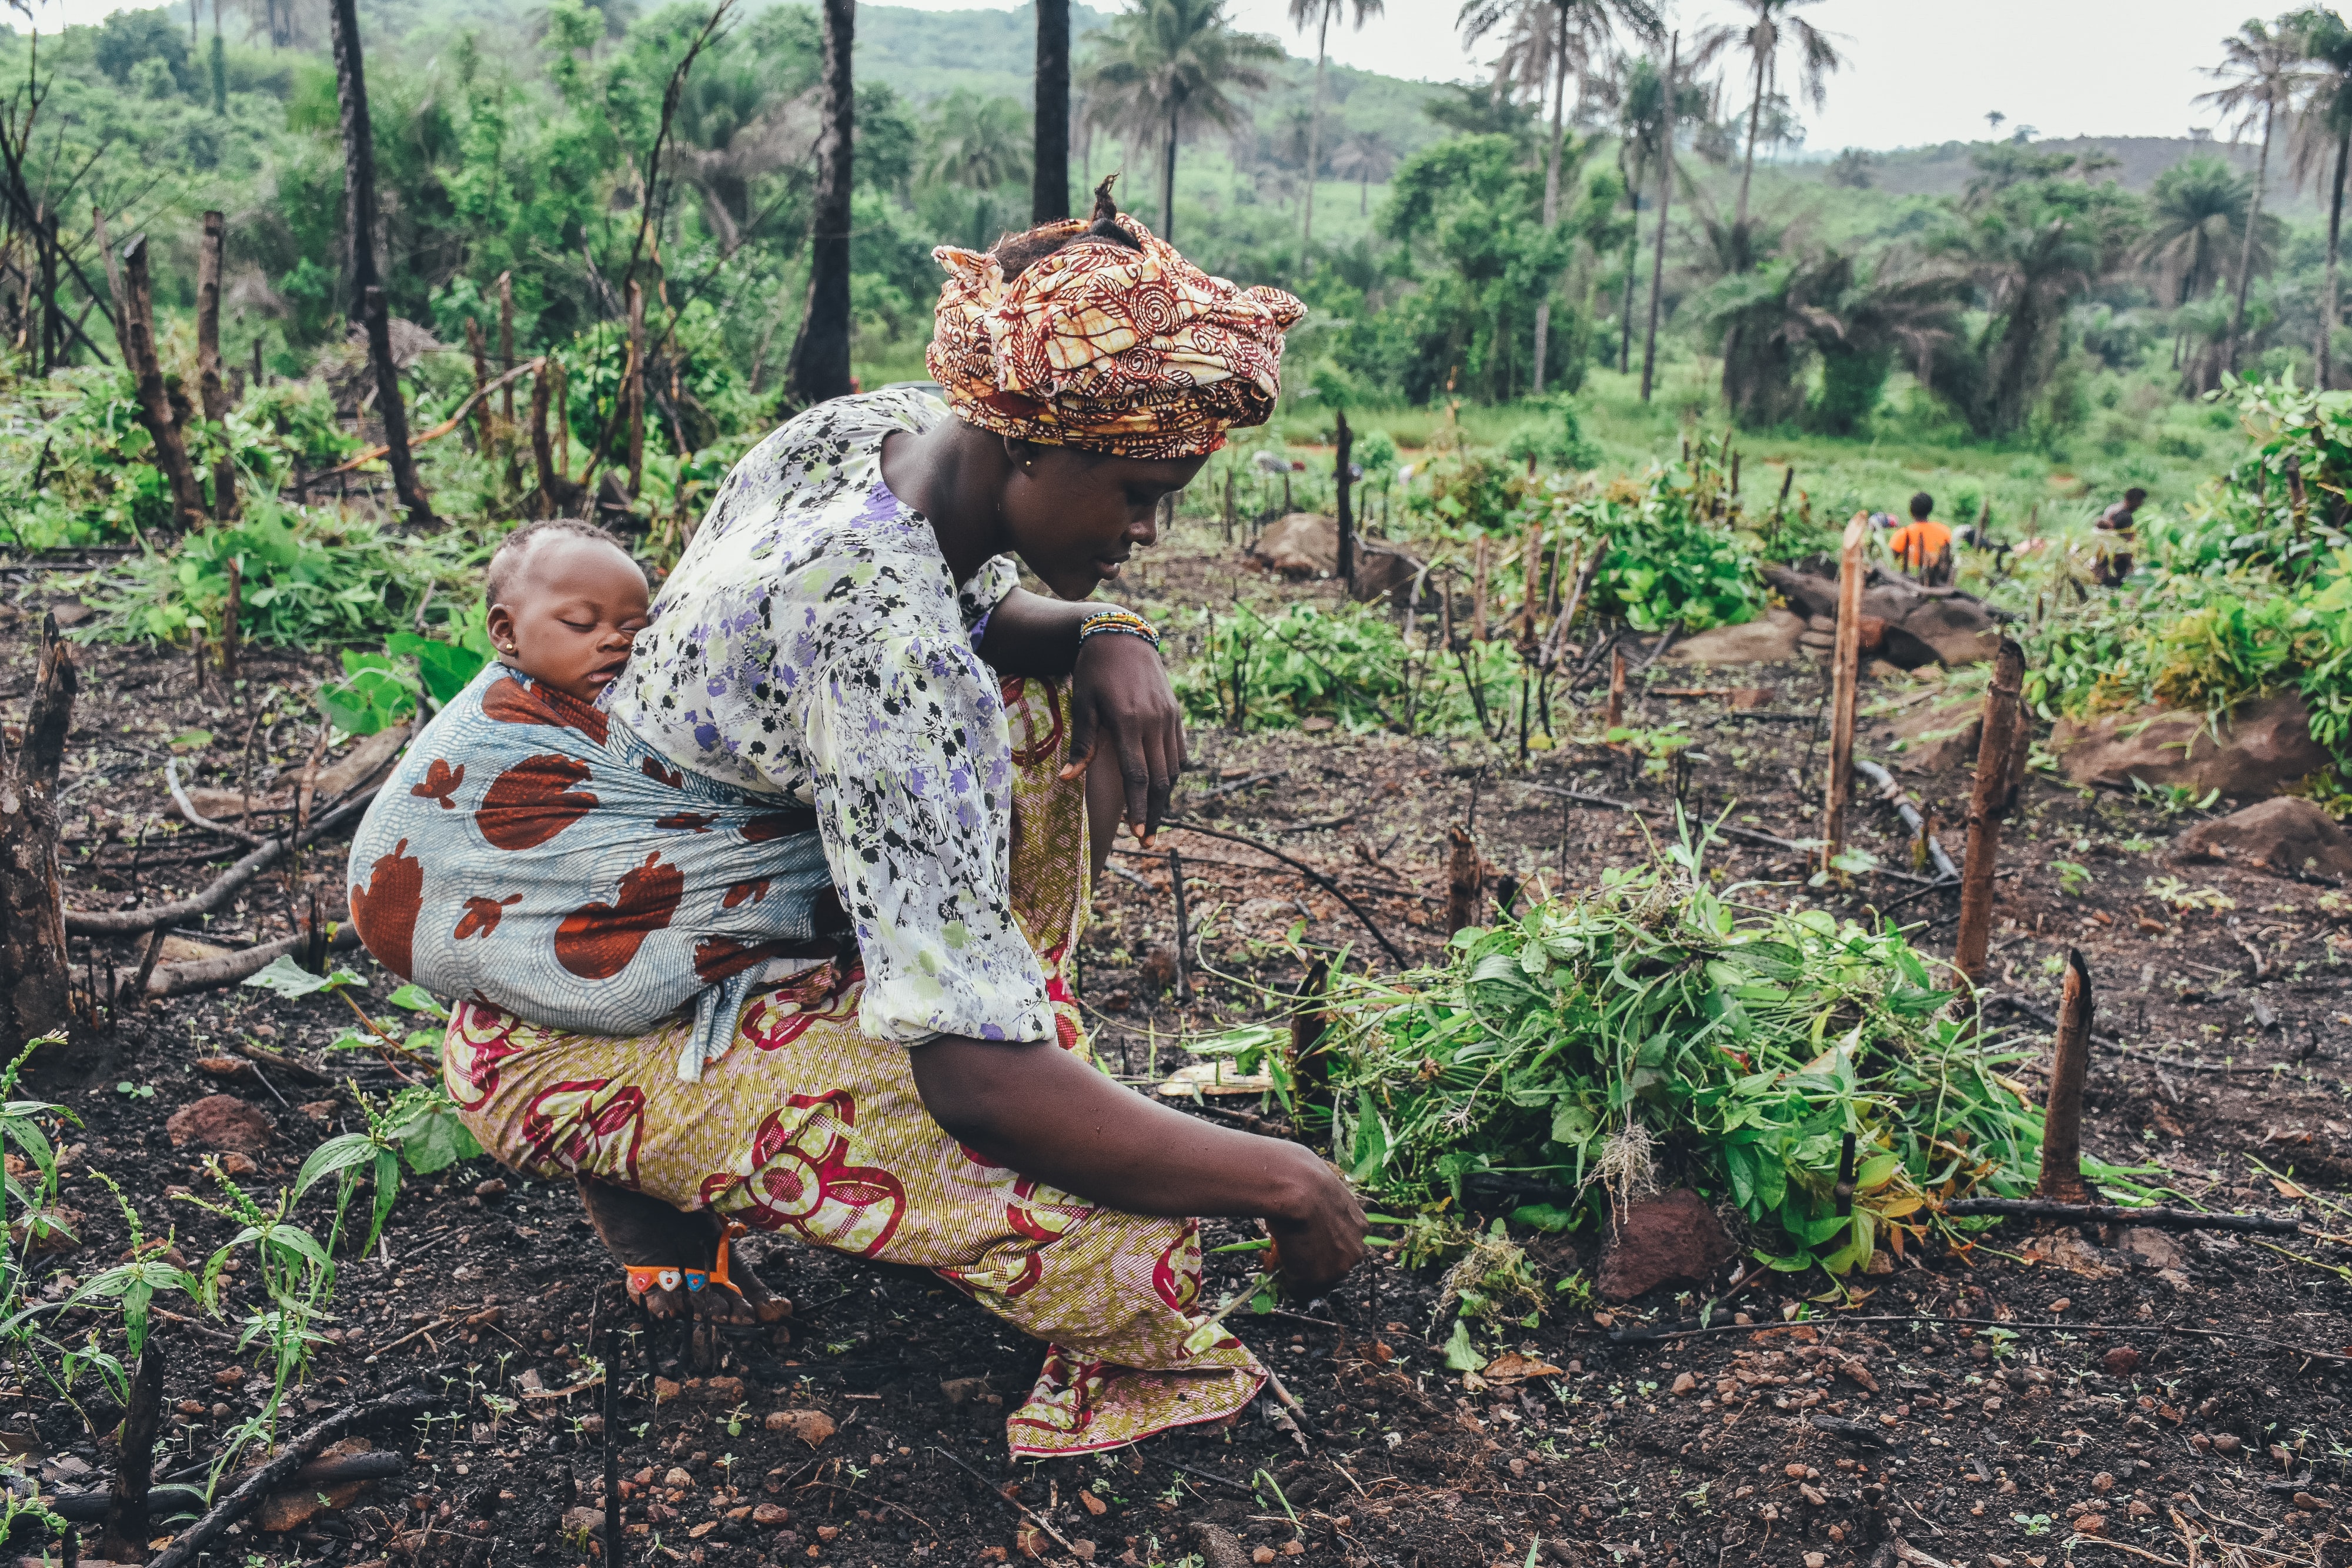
[926,207,1306,460]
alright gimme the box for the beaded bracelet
[1077,607,1162,653]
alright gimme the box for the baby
[483,519,651,703]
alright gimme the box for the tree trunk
[1302,9,1328,249]
[1618,197,1638,373]
[784,0,856,411]
[96,1337,164,1562]
[497,270,516,423]
[2224,101,2271,376]
[196,209,233,520]
[0,614,76,1051]
[331,0,432,526]
[1531,9,1568,397]
[1445,825,1481,935]
[1033,0,1071,222]
[119,236,205,528]
[1820,512,1866,865]
[2036,950,2094,1203]
[1161,100,1181,242]
[1334,407,1354,590]
[625,280,645,498]
[2326,130,2347,390]
[465,316,492,450]
[1953,637,2025,988]
[1735,47,1765,238]
[1639,32,1678,403]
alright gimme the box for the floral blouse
[604,388,1047,1048]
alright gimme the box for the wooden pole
[331,0,432,526]
[1953,637,2026,987]
[1167,845,1193,1007]
[1334,408,1355,593]
[1518,524,1542,649]
[1821,512,1867,867]
[96,1335,163,1560]
[1445,824,1481,935]
[625,279,645,499]
[0,615,76,1049]
[1471,535,1490,641]
[1604,644,1626,734]
[464,317,492,452]
[2036,949,2094,1203]
[119,236,205,527]
[196,209,233,519]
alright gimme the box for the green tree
[2196,15,2308,372]
[920,91,1032,250]
[1696,0,1840,245]
[2139,156,2269,306]
[1288,0,1385,249]
[2291,6,2352,387]
[1329,126,1395,213]
[1077,0,1283,242]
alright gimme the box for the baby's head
[485,520,650,704]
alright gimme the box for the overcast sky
[18,0,2277,154]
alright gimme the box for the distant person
[1887,492,1954,584]
[2094,486,2145,587]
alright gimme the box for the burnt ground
[4,520,2352,1568]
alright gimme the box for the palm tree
[1289,0,1385,249]
[1696,0,1841,245]
[2139,157,2265,306]
[923,92,1033,249]
[1457,0,1658,392]
[2293,6,2352,387]
[1329,126,1395,212]
[1035,0,1071,220]
[2196,16,2308,373]
[1079,0,1282,242]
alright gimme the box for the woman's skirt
[439,675,1266,1457]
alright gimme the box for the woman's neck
[881,418,1011,585]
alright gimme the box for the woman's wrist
[1077,606,1161,654]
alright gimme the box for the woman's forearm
[977,587,1089,678]
[908,1034,1319,1219]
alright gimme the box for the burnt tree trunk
[330,0,433,526]
[119,238,205,529]
[196,209,234,519]
[1445,825,1481,936]
[96,1335,164,1562]
[2037,950,2094,1203]
[783,0,856,411]
[1033,0,1071,222]
[0,615,77,1048]
[1334,408,1355,593]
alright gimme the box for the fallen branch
[66,787,379,937]
[1161,818,1404,966]
[928,1444,1079,1557]
[1940,1198,2303,1233]
[1854,758,1959,883]
[145,1386,436,1568]
[300,357,545,484]
[147,921,361,998]
[165,757,262,848]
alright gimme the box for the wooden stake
[1953,637,2026,987]
[196,209,233,519]
[0,614,76,1048]
[1604,644,1626,734]
[464,317,492,452]
[2036,949,2094,1203]
[1167,845,1194,1007]
[1471,536,1490,642]
[1518,525,1542,650]
[1334,408,1355,593]
[1445,824,1481,935]
[1290,957,1332,1097]
[1773,464,1795,521]
[119,236,205,528]
[625,278,645,500]
[1820,512,1867,867]
[95,1335,164,1560]
[220,559,240,689]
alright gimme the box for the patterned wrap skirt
[438,675,1268,1457]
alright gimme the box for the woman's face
[999,441,1208,600]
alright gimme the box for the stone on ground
[1250,513,1338,577]
[1664,609,1804,664]
[165,1094,274,1153]
[2051,692,2330,799]
[1875,694,1983,774]
[2170,796,2352,878]
[1596,1189,1735,1302]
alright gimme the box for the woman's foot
[574,1176,792,1324]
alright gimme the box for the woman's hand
[910,1035,1368,1295]
[1061,631,1187,843]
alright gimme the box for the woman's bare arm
[908,1034,1368,1295]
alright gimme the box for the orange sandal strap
[625,1265,684,1297]
[704,1222,748,1299]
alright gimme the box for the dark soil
[5,525,2351,1568]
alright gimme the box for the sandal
[622,1223,749,1303]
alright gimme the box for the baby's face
[486,537,651,704]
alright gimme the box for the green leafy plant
[315,607,496,736]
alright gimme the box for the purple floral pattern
[606,389,1045,1047]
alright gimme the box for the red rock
[1595,1190,1736,1302]
[2102,1346,2141,1378]
[166,1095,273,1154]
[1250,513,1339,577]
[2053,692,2330,800]
[1665,610,1806,666]
[2170,797,2352,878]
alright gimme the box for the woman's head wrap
[926,198,1305,461]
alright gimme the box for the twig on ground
[165,757,261,848]
[1161,819,1405,966]
[1942,1197,2301,1233]
[927,1445,1079,1556]
[66,787,380,937]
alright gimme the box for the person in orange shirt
[1886,491,1953,581]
